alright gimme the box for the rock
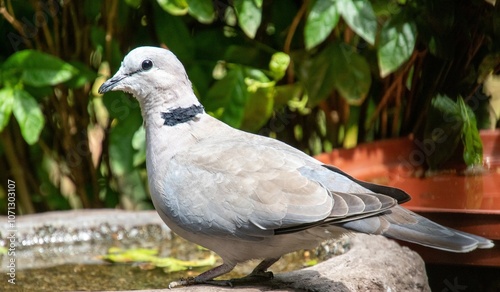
[1,210,430,291]
[118,233,430,292]
[276,233,430,292]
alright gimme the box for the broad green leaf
[424,95,462,169]
[156,0,188,15]
[12,89,45,145]
[156,254,216,273]
[0,88,14,131]
[122,170,148,202]
[186,0,215,23]
[108,101,147,202]
[223,45,262,67]
[132,125,146,167]
[331,43,371,105]
[24,85,53,101]
[101,247,216,273]
[241,69,274,132]
[64,61,98,89]
[203,66,248,128]
[3,50,77,87]
[109,105,142,175]
[337,0,377,45]
[304,0,340,50]
[241,87,274,132]
[154,8,195,62]
[378,18,417,77]
[234,0,262,39]
[296,46,337,105]
[458,97,483,166]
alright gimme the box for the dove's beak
[98,74,126,94]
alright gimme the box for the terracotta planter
[315,130,500,266]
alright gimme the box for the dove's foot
[168,262,236,288]
[168,258,280,288]
[168,277,234,288]
[229,270,274,285]
[225,257,278,286]
[168,270,274,288]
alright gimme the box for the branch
[284,0,309,84]
[1,128,36,214]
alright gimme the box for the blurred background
[1,1,500,291]
[0,0,499,216]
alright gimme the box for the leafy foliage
[0,0,498,214]
[304,0,340,50]
[425,95,484,170]
[377,16,417,77]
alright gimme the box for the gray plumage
[99,47,494,287]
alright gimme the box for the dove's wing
[157,134,396,241]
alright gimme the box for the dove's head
[98,46,198,110]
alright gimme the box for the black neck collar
[160,104,204,126]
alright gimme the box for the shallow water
[0,233,348,291]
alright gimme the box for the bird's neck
[140,87,207,177]
[143,109,214,196]
[138,84,200,121]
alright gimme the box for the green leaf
[337,0,377,45]
[109,104,142,175]
[3,50,77,87]
[12,89,45,145]
[0,88,14,131]
[234,0,262,39]
[296,47,336,105]
[378,18,417,77]
[64,61,98,89]
[186,0,215,23]
[156,0,188,15]
[102,247,216,273]
[132,125,146,167]
[241,87,274,132]
[107,101,147,203]
[304,0,340,50]
[155,254,216,273]
[154,8,195,62]
[331,43,371,105]
[458,97,483,166]
[241,69,274,132]
[203,66,248,128]
[224,45,262,67]
[424,95,462,169]
[298,43,370,107]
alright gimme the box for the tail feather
[340,206,494,253]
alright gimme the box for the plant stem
[1,128,35,214]
[284,0,309,84]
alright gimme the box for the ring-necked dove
[99,46,494,288]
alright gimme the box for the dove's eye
[142,59,153,71]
